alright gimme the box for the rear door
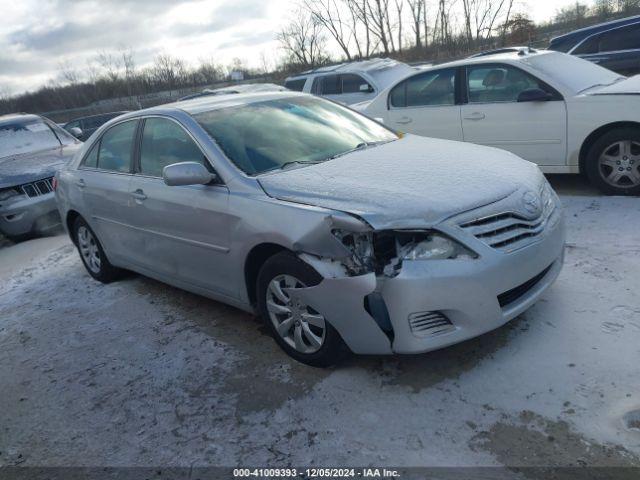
[460,63,567,165]
[127,116,234,297]
[385,68,463,140]
[76,119,139,262]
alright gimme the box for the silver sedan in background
[55,92,565,366]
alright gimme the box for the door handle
[464,112,485,121]
[395,116,413,125]
[75,179,86,188]
[131,189,147,201]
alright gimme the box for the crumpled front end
[285,181,565,355]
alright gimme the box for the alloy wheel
[598,140,640,188]
[77,226,101,274]
[266,274,326,354]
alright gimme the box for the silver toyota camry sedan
[55,92,565,366]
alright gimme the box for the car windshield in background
[194,96,398,175]
[0,120,63,159]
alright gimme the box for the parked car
[178,83,287,101]
[359,49,640,195]
[284,58,415,105]
[548,15,640,75]
[0,113,81,240]
[64,111,129,141]
[55,92,564,366]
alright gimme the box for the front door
[460,64,567,165]
[127,117,235,297]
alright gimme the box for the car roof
[550,14,640,46]
[119,91,307,119]
[413,49,559,71]
[0,113,41,126]
[65,111,128,124]
[286,58,410,80]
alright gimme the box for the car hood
[258,135,544,229]
[0,144,81,189]
[587,75,640,95]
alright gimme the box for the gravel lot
[0,176,639,470]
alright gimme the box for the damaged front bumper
[290,214,565,355]
[0,191,61,238]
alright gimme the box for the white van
[284,58,415,105]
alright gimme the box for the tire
[585,127,640,195]
[73,217,122,283]
[256,251,350,367]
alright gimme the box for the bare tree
[95,51,122,82]
[394,0,404,52]
[366,0,392,54]
[407,0,425,48]
[57,60,81,85]
[277,10,328,68]
[304,0,353,60]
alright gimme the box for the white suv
[284,58,415,105]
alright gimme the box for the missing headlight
[333,229,477,278]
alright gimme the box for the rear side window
[390,69,456,108]
[139,118,207,177]
[96,120,137,172]
[599,24,640,52]
[284,79,306,91]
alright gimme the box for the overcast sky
[0,0,592,95]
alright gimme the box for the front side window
[467,65,545,104]
[194,96,398,176]
[389,69,456,108]
[139,118,207,177]
[96,120,137,172]
[573,34,600,55]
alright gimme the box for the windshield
[526,53,624,93]
[0,119,69,159]
[194,96,398,175]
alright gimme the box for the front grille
[460,190,556,252]
[497,264,552,307]
[408,311,454,337]
[20,177,54,197]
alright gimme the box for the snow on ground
[0,177,638,469]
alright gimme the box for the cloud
[0,0,282,93]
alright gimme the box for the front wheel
[585,128,640,195]
[256,252,350,367]
[73,217,122,283]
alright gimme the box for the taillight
[51,177,58,191]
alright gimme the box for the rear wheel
[256,252,350,367]
[73,217,122,283]
[585,128,640,195]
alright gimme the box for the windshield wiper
[279,159,323,170]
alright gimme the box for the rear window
[0,119,61,159]
[95,120,137,172]
[284,79,306,91]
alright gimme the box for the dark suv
[548,15,640,75]
[63,111,128,141]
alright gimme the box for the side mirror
[69,127,83,138]
[163,162,215,186]
[517,88,553,102]
[360,84,374,93]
